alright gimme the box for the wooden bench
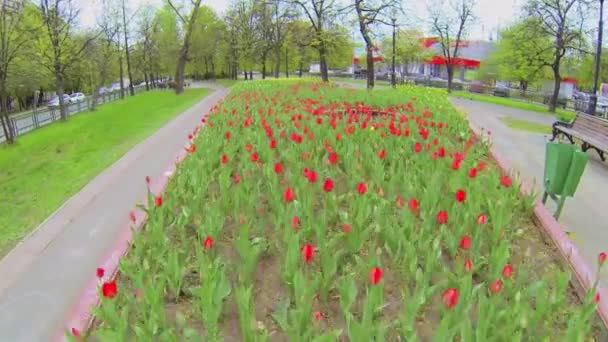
[550,112,608,161]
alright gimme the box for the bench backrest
[572,112,608,141]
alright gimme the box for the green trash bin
[542,142,588,219]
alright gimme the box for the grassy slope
[0,88,210,255]
[500,117,552,134]
[452,91,575,121]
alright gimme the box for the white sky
[77,0,522,41]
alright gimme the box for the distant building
[407,37,495,80]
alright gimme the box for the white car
[69,92,86,103]
[47,94,70,108]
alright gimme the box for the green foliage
[484,18,553,85]
[382,29,432,69]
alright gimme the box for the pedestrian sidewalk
[0,85,229,341]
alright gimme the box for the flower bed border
[58,91,608,341]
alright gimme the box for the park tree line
[0,0,359,144]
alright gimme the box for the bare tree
[0,2,35,144]
[40,0,100,120]
[351,0,400,89]
[166,0,203,94]
[526,0,589,112]
[91,0,120,111]
[137,6,157,90]
[429,0,475,93]
[289,0,340,82]
[121,0,135,96]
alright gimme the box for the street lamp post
[391,16,396,88]
[589,0,605,116]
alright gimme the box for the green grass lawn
[0,88,210,256]
[452,90,576,121]
[500,117,552,134]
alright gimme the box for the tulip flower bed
[85,81,605,340]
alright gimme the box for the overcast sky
[77,0,523,41]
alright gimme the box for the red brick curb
[484,134,608,328]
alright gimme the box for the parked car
[69,92,85,103]
[47,94,70,108]
[469,80,484,93]
[493,86,510,98]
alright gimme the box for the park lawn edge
[0,88,211,256]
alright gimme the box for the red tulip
[436,210,448,224]
[409,198,419,212]
[500,175,512,187]
[270,139,277,148]
[323,178,334,192]
[414,141,422,153]
[378,149,386,159]
[96,267,105,278]
[459,235,471,249]
[186,144,196,153]
[232,173,241,184]
[102,280,117,298]
[342,223,351,233]
[595,292,601,303]
[477,213,487,224]
[284,187,296,202]
[291,215,300,229]
[145,175,151,184]
[442,288,459,308]
[307,169,318,183]
[301,244,314,263]
[395,195,405,208]
[468,167,477,178]
[129,210,136,222]
[370,267,383,285]
[245,143,253,151]
[221,154,229,164]
[478,161,487,170]
[154,195,163,207]
[490,278,503,294]
[599,252,607,266]
[464,258,473,272]
[188,133,193,140]
[437,146,445,157]
[203,236,214,249]
[502,264,513,277]
[71,328,80,337]
[225,131,231,139]
[274,162,283,174]
[455,189,466,202]
[451,159,461,170]
[328,152,338,164]
[357,182,367,194]
[313,311,324,321]
[251,152,259,162]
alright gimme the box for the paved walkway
[0,84,229,341]
[452,97,608,283]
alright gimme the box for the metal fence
[0,85,148,143]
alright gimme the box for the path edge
[470,123,608,329]
[56,94,226,341]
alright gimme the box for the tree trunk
[366,47,374,89]
[319,45,329,82]
[285,47,289,78]
[174,0,202,95]
[210,59,216,80]
[249,71,253,80]
[549,66,561,113]
[144,73,149,91]
[446,65,454,94]
[262,53,267,79]
[122,0,134,96]
[244,71,248,80]
[0,83,14,144]
[55,68,68,120]
[118,49,125,99]
[299,59,303,77]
